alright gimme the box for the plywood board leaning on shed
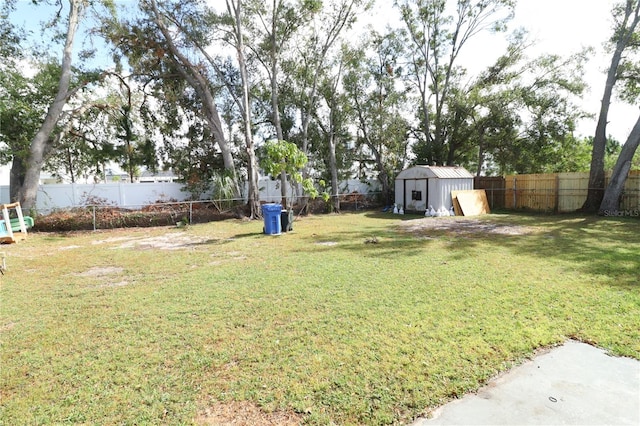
[451,190,491,216]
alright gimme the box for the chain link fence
[33,191,384,231]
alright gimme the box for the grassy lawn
[1,211,639,425]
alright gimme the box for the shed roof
[396,165,474,180]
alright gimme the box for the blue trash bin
[261,203,282,235]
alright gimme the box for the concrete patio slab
[412,340,640,425]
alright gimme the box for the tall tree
[4,0,115,209]
[110,76,156,183]
[103,0,244,196]
[287,0,369,158]
[1,60,59,198]
[490,52,588,174]
[37,71,158,184]
[583,0,640,212]
[1,2,34,196]
[220,0,261,218]
[284,0,370,211]
[313,56,352,212]
[343,33,411,204]
[244,0,321,208]
[16,0,86,210]
[397,0,514,166]
[600,116,640,212]
[145,0,237,180]
[404,26,588,176]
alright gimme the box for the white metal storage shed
[394,166,474,213]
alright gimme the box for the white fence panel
[0,185,9,204]
[1,182,192,213]
[0,178,381,213]
[257,177,295,203]
[341,179,380,194]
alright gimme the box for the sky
[2,0,637,185]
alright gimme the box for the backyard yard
[1,211,639,425]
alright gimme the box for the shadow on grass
[184,238,235,248]
[298,227,434,259]
[229,231,264,240]
[496,215,640,289]
[300,212,640,289]
[364,211,428,221]
[419,213,639,290]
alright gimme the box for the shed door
[404,179,428,211]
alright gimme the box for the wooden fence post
[555,175,560,213]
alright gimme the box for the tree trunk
[583,0,640,212]
[229,0,261,219]
[414,56,432,165]
[582,63,618,211]
[377,168,391,205]
[16,0,83,211]
[370,145,391,205]
[273,69,288,208]
[297,2,356,213]
[9,155,26,203]
[599,114,640,214]
[328,132,340,213]
[476,146,484,177]
[150,0,238,194]
[265,0,288,209]
[476,128,486,176]
[328,71,342,213]
[66,147,76,183]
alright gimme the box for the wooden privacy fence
[474,171,640,212]
[474,177,506,209]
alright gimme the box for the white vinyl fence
[0,178,380,214]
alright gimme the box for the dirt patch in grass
[76,266,124,277]
[92,236,136,245]
[398,217,533,236]
[75,266,129,289]
[60,230,218,251]
[113,234,215,250]
[59,245,83,250]
[1,322,17,332]
[316,241,339,246]
[195,401,303,426]
[95,281,130,289]
[209,252,247,266]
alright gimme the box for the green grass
[1,212,639,425]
